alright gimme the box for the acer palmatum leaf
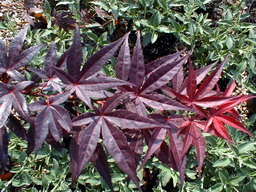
[53,27,130,107]
[29,93,72,152]
[128,32,145,90]
[116,35,131,81]
[180,119,205,175]
[90,144,114,191]
[102,120,141,190]
[29,43,68,92]
[0,127,8,171]
[0,81,33,126]
[148,114,187,184]
[70,96,164,190]
[70,119,102,182]
[0,27,44,81]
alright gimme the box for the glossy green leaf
[213,158,231,167]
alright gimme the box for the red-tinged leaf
[0,41,7,68]
[212,118,232,143]
[78,75,131,91]
[187,58,196,99]
[34,108,51,152]
[44,43,57,76]
[145,50,184,75]
[72,113,98,126]
[34,105,72,150]
[216,115,253,136]
[140,55,188,94]
[161,85,178,98]
[191,124,205,175]
[195,58,227,99]
[129,32,145,89]
[9,26,28,62]
[164,122,187,185]
[7,114,27,140]
[129,131,144,165]
[28,68,48,79]
[227,108,241,120]
[53,66,75,84]
[134,98,147,116]
[7,70,25,81]
[11,44,45,70]
[105,110,162,129]
[11,92,31,123]
[141,128,167,168]
[0,96,12,127]
[50,92,71,105]
[223,80,236,97]
[193,96,235,108]
[69,119,101,182]
[116,35,131,81]
[214,95,255,115]
[138,94,192,111]
[172,66,184,92]
[73,87,94,108]
[29,100,47,111]
[102,92,130,113]
[51,105,72,133]
[181,127,193,160]
[0,127,8,171]
[14,81,33,92]
[155,141,175,169]
[56,48,69,68]
[67,27,83,79]
[53,11,76,31]
[178,61,217,95]
[79,33,129,81]
[102,120,141,190]
[90,144,114,191]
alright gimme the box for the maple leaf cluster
[0,26,254,191]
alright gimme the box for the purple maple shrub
[0,26,254,191]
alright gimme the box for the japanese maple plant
[0,26,254,191]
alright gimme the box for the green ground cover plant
[0,0,256,191]
[0,23,255,191]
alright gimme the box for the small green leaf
[229,175,246,186]
[44,0,51,15]
[209,183,223,192]
[224,9,233,20]
[213,158,231,167]
[186,170,197,179]
[218,171,227,184]
[237,142,255,153]
[152,11,162,28]
[86,32,98,42]
[249,55,256,74]
[226,36,233,50]
[236,61,247,73]
[157,25,173,33]
[151,32,158,43]
[242,159,256,169]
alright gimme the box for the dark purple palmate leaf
[114,32,191,116]
[146,114,187,184]
[90,144,114,191]
[0,27,44,81]
[7,114,28,140]
[0,81,33,127]
[53,26,131,107]
[29,93,72,152]
[0,127,8,171]
[29,43,68,92]
[70,94,165,190]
